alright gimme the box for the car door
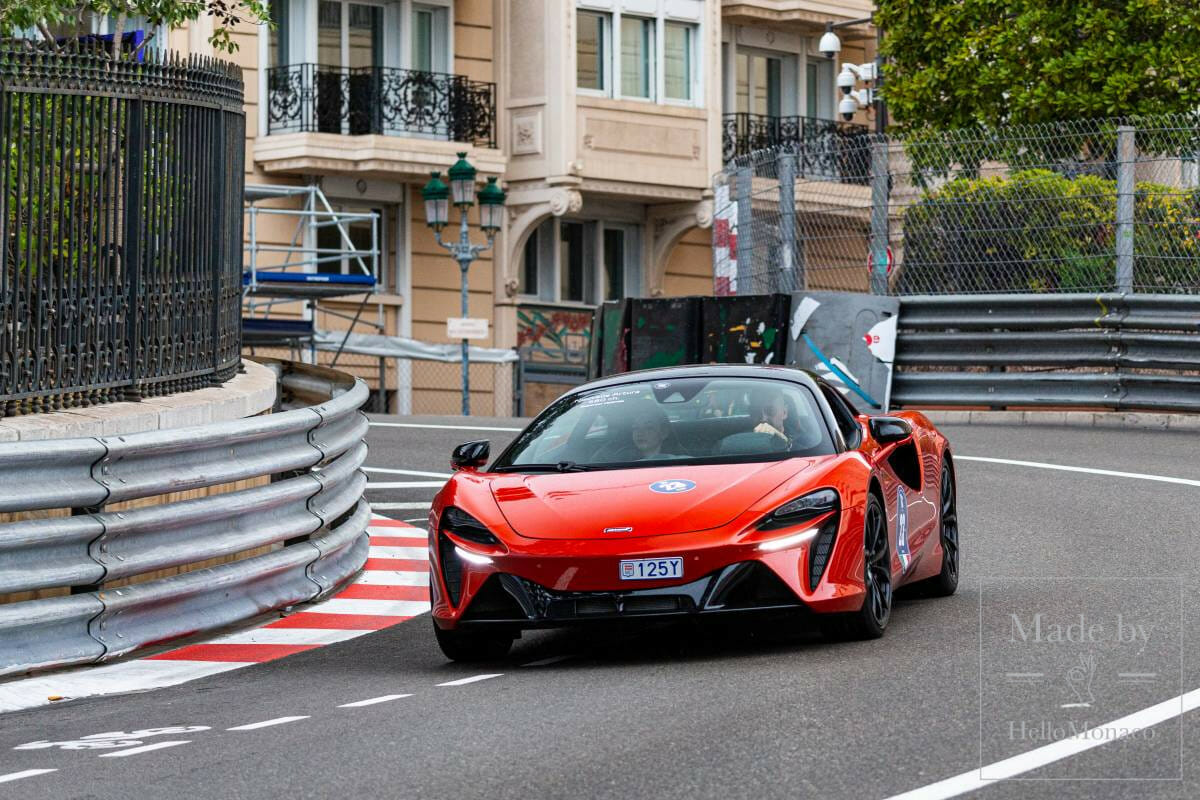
[819,385,935,573]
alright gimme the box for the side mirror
[868,416,912,445]
[451,440,490,470]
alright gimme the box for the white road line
[99,741,190,758]
[368,545,427,560]
[366,481,447,490]
[438,673,503,687]
[884,688,1200,800]
[338,693,413,708]
[0,769,57,783]
[227,716,310,731]
[522,655,575,667]
[209,628,367,646]
[369,421,522,432]
[369,502,433,511]
[957,455,1200,488]
[363,466,453,478]
[306,598,430,616]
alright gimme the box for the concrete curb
[0,360,278,442]
[919,409,1200,432]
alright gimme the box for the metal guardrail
[0,360,370,677]
[893,293,1200,412]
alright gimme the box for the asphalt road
[1,418,1198,799]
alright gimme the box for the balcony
[722,112,870,185]
[266,63,496,147]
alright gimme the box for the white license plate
[619,557,683,581]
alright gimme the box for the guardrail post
[734,165,753,295]
[1115,125,1136,293]
[777,151,798,293]
[869,138,890,295]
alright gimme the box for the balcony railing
[722,113,871,185]
[266,63,496,148]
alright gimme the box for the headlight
[760,488,839,531]
[440,506,499,545]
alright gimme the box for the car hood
[488,460,816,539]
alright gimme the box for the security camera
[837,66,855,95]
[838,95,858,121]
[818,23,841,59]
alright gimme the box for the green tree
[1,0,270,56]
[875,0,1200,134]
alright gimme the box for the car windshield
[493,376,836,471]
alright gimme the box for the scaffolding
[242,183,388,408]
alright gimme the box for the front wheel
[825,491,892,641]
[432,620,514,662]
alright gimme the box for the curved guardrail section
[894,293,1200,412]
[0,361,369,677]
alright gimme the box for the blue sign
[649,479,696,494]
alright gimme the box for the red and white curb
[0,516,428,714]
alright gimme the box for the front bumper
[444,562,809,630]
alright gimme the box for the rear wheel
[924,462,959,597]
[825,491,891,640]
[432,620,514,662]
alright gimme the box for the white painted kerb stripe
[883,689,1200,800]
[957,455,1200,488]
[369,422,522,432]
[369,545,427,560]
[0,769,57,783]
[438,673,502,686]
[307,598,430,617]
[227,716,309,731]
[100,741,190,758]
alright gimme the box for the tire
[922,461,960,597]
[432,619,514,662]
[825,490,892,641]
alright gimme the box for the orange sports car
[428,365,958,661]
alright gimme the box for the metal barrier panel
[893,294,1200,412]
[0,360,370,678]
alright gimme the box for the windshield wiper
[494,461,593,473]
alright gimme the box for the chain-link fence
[713,113,1200,295]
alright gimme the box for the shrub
[899,169,1200,293]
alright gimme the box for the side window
[821,386,861,449]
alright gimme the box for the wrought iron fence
[722,113,870,184]
[713,113,1200,296]
[0,45,245,416]
[266,63,497,148]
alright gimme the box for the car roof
[564,364,826,397]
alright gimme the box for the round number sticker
[649,479,696,494]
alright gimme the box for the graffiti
[517,305,593,355]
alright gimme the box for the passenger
[750,389,790,445]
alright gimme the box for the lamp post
[422,153,506,416]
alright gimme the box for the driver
[751,389,790,445]
[630,406,672,460]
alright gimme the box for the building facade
[170,0,878,414]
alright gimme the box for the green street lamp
[422,154,506,416]
[447,152,478,208]
[421,172,450,232]
[477,176,506,235]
